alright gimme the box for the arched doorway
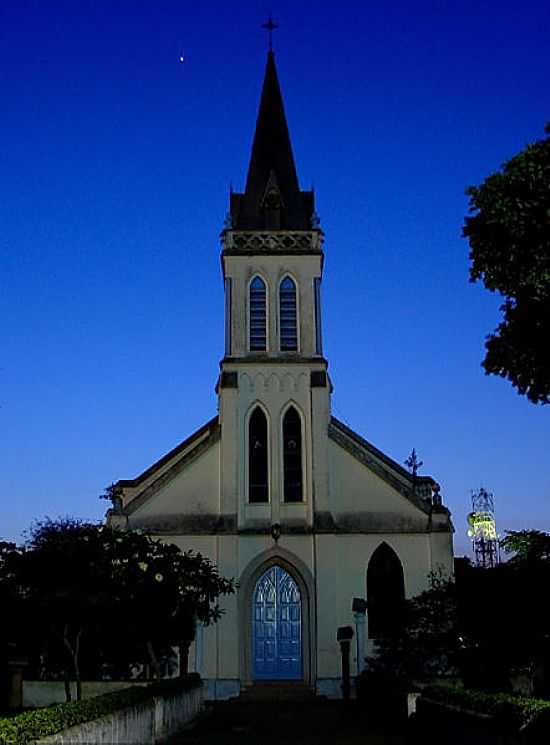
[367,542,405,639]
[252,565,302,680]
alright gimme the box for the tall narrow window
[279,276,297,351]
[367,543,405,639]
[283,407,303,502]
[249,407,268,503]
[249,277,267,351]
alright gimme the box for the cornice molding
[125,510,452,535]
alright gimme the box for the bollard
[337,625,354,700]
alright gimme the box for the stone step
[238,681,318,701]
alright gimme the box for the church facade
[108,52,453,699]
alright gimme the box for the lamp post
[336,625,354,700]
[352,598,368,674]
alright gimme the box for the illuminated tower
[467,487,499,568]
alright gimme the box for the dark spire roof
[230,52,314,230]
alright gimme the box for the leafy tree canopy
[367,571,460,684]
[0,541,25,644]
[463,123,550,404]
[371,555,550,694]
[11,518,235,699]
[500,529,550,564]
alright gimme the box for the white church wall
[217,536,240,680]
[129,441,220,518]
[119,421,218,508]
[314,534,340,678]
[310,385,331,513]
[429,530,455,577]
[314,532,450,680]
[136,520,451,695]
[328,439,426,525]
[219,386,238,516]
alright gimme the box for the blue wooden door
[253,566,302,680]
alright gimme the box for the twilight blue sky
[1,1,549,556]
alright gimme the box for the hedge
[0,674,201,745]
[422,683,550,730]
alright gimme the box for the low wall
[23,680,148,708]
[35,684,204,745]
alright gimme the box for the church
[108,50,454,699]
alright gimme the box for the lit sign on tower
[467,487,499,568]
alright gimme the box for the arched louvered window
[249,277,267,351]
[279,276,297,351]
[367,543,405,639]
[283,407,303,502]
[249,407,268,503]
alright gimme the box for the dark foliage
[454,552,550,695]
[3,519,235,701]
[422,684,550,730]
[463,123,550,404]
[366,571,460,686]
[368,542,550,696]
[500,529,550,565]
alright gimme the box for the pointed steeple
[230,52,314,230]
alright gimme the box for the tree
[463,123,550,404]
[16,519,119,701]
[15,519,235,700]
[368,561,549,693]
[102,529,235,681]
[454,539,550,695]
[0,541,26,708]
[366,571,460,685]
[500,529,550,564]
[0,541,22,630]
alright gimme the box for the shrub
[355,665,409,724]
[0,675,201,744]
[422,683,550,730]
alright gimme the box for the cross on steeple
[262,15,279,52]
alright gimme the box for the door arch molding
[238,546,316,685]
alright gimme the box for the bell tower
[218,52,331,532]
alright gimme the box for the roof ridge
[329,415,435,484]
[116,415,219,488]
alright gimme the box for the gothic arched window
[366,543,405,639]
[249,276,267,351]
[249,407,268,503]
[283,406,303,502]
[279,276,297,351]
